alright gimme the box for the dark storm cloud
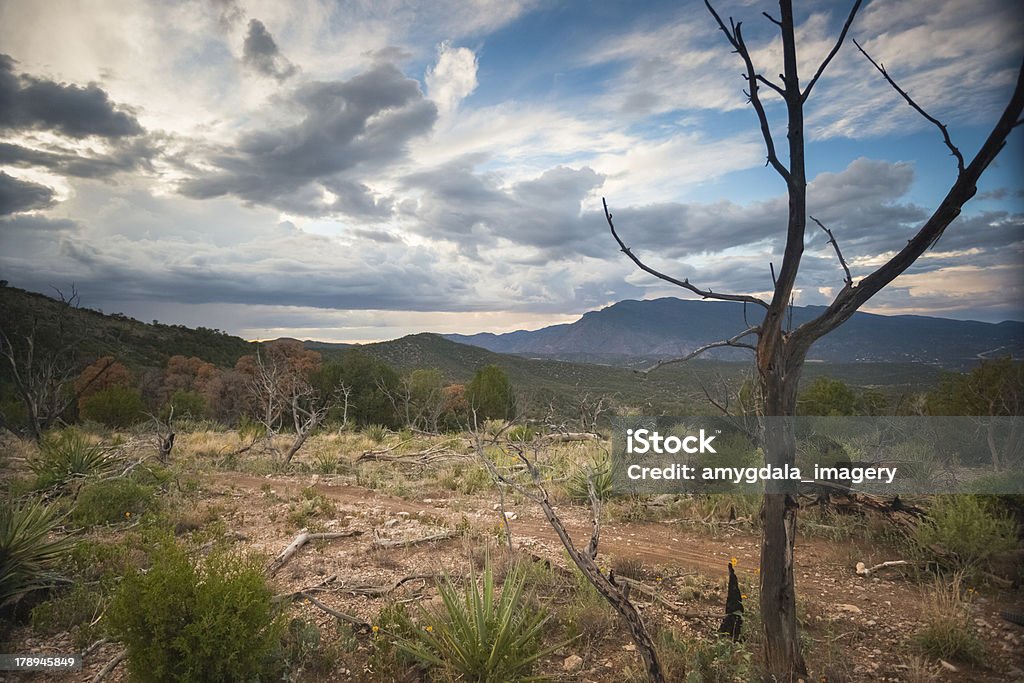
[0,171,54,215]
[242,19,297,81]
[0,54,143,139]
[179,62,437,217]
[0,137,157,179]
[404,160,605,256]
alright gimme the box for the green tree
[313,351,401,427]
[926,358,1024,416]
[466,365,515,422]
[80,386,144,428]
[797,377,857,416]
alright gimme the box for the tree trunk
[758,353,808,680]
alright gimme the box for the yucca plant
[0,499,72,605]
[29,429,112,489]
[566,454,614,504]
[392,559,559,682]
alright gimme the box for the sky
[0,0,1022,343]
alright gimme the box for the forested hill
[0,285,254,368]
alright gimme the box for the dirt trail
[211,471,838,578]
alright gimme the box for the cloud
[403,160,605,255]
[0,171,55,214]
[0,54,143,138]
[242,19,297,82]
[178,61,437,217]
[425,42,478,117]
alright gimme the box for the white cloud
[426,42,478,117]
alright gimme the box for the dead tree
[0,287,115,441]
[249,347,333,464]
[474,425,666,682]
[603,2,1024,678]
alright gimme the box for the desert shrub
[29,429,111,489]
[642,628,755,683]
[287,488,336,529]
[912,574,984,664]
[364,424,388,443]
[164,390,206,420]
[560,565,618,647]
[30,583,104,644]
[566,454,614,504]
[391,560,555,682]
[80,386,144,428]
[107,539,285,682]
[72,478,156,527]
[0,499,72,604]
[914,495,1017,570]
[506,424,536,442]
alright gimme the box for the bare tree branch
[801,0,863,103]
[604,198,769,308]
[643,326,759,373]
[793,57,1024,349]
[756,74,786,98]
[852,38,965,174]
[705,1,792,182]
[809,216,853,287]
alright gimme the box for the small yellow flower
[372,625,380,633]
[425,625,433,632]
[125,511,132,518]
[655,576,662,583]
[754,568,760,575]
[741,594,748,599]
[730,557,738,567]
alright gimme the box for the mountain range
[445,298,1024,369]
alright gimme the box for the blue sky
[0,0,1021,342]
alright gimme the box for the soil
[5,468,1023,682]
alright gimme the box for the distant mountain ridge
[445,298,1024,369]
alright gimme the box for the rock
[504,511,518,520]
[384,519,399,528]
[939,659,958,672]
[837,604,862,614]
[563,654,584,672]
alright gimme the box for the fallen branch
[341,573,438,597]
[372,530,457,549]
[267,530,363,576]
[536,432,601,444]
[855,560,911,576]
[296,592,371,633]
[90,650,126,683]
[616,576,711,622]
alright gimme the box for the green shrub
[914,495,1017,570]
[364,424,388,443]
[80,386,144,428]
[566,454,614,504]
[164,390,206,420]
[31,583,104,643]
[506,425,536,442]
[30,429,111,489]
[0,499,72,604]
[72,479,156,526]
[391,559,556,682]
[107,539,285,682]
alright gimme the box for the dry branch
[267,530,363,576]
[604,198,768,308]
[854,560,911,576]
[296,592,370,632]
[853,38,964,173]
[643,326,759,373]
[90,650,126,683]
[810,215,853,287]
[371,530,457,549]
[340,573,438,597]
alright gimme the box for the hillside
[0,285,254,369]
[446,298,1024,369]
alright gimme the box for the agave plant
[392,560,559,682]
[29,429,112,489]
[0,499,72,605]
